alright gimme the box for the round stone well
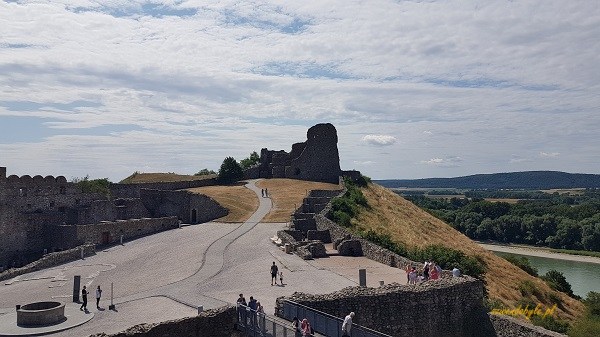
[17,301,66,326]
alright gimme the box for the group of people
[261,188,269,197]
[291,311,354,337]
[405,261,462,284]
[79,285,102,311]
[236,294,265,330]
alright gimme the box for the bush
[239,151,260,169]
[518,280,542,298]
[217,157,244,184]
[530,315,569,334]
[195,168,216,176]
[541,270,576,298]
[73,176,111,197]
[361,230,408,256]
[504,255,538,276]
[409,244,486,279]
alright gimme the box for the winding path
[114,179,272,309]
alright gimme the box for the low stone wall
[490,314,567,337]
[89,306,239,337]
[73,217,179,247]
[110,179,217,199]
[276,276,491,337]
[295,241,327,260]
[277,230,304,244]
[0,243,96,281]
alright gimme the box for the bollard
[379,280,384,287]
[73,276,81,302]
[198,305,203,315]
[359,269,367,287]
[16,305,20,311]
[109,282,115,310]
[120,235,123,245]
[80,247,84,259]
[43,248,47,255]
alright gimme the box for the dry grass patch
[120,172,215,184]
[188,184,258,222]
[354,183,585,322]
[256,179,342,222]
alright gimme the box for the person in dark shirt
[80,285,88,311]
[270,262,279,286]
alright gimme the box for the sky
[0,0,599,182]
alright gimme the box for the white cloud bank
[0,0,598,180]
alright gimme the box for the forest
[404,189,600,252]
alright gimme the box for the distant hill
[375,171,600,189]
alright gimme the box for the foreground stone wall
[276,277,490,337]
[0,243,95,281]
[490,314,567,337]
[89,306,239,337]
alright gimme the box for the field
[189,178,341,223]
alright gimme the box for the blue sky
[0,0,599,181]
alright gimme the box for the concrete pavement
[0,179,405,336]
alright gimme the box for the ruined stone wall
[0,243,96,281]
[140,189,228,224]
[276,277,491,337]
[70,217,179,247]
[287,123,341,183]
[250,124,343,183]
[76,198,151,224]
[110,178,217,199]
[89,306,238,337]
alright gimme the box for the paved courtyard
[0,180,406,336]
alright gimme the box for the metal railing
[237,304,300,337]
[280,300,393,337]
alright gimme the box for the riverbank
[478,242,600,265]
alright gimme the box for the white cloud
[540,152,560,158]
[361,135,397,146]
[420,157,463,167]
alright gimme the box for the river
[493,251,600,298]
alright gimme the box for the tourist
[429,263,439,280]
[292,317,301,337]
[452,267,461,277]
[248,296,257,311]
[265,188,268,197]
[423,261,430,280]
[301,318,313,336]
[271,262,279,286]
[279,271,284,285]
[435,262,442,277]
[237,293,247,306]
[261,188,265,197]
[256,301,265,331]
[80,285,88,311]
[341,311,355,337]
[96,285,102,309]
[408,267,417,284]
[405,264,411,283]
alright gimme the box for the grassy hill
[119,172,216,184]
[354,183,585,322]
[376,171,600,189]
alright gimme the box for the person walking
[80,285,88,311]
[301,318,313,336]
[270,262,279,286]
[95,285,102,309]
[342,312,354,337]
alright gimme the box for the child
[279,271,283,285]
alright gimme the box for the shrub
[504,255,538,276]
[73,176,111,197]
[409,244,486,279]
[361,230,408,256]
[518,280,541,298]
[194,168,216,176]
[530,315,569,334]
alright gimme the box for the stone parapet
[88,305,238,337]
[0,243,96,282]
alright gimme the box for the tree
[217,157,244,184]
[542,270,575,298]
[194,168,216,176]
[239,151,260,169]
